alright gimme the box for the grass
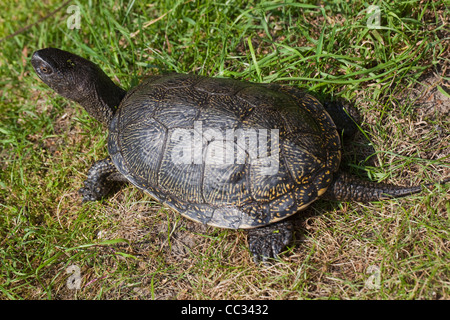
[0,0,449,300]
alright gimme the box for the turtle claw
[247,220,293,263]
[79,182,108,202]
[79,157,124,202]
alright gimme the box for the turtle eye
[40,65,52,74]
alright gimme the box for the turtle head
[32,48,126,126]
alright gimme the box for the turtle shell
[108,73,341,229]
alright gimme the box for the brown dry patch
[389,66,450,178]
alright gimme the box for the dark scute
[158,129,204,203]
[120,118,167,186]
[154,100,199,129]
[195,76,251,95]
[203,163,252,206]
[250,155,293,201]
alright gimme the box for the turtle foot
[247,220,293,263]
[79,157,125,202]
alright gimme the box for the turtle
[31,48,448,262]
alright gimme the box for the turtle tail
[323,171,449,202]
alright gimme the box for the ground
[0,0,448,300]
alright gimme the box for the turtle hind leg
[79,156,128,202]
[247,220,293,263]
[322,99,360,141]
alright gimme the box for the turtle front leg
[247,220,293,263]
[79,156,127,202]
